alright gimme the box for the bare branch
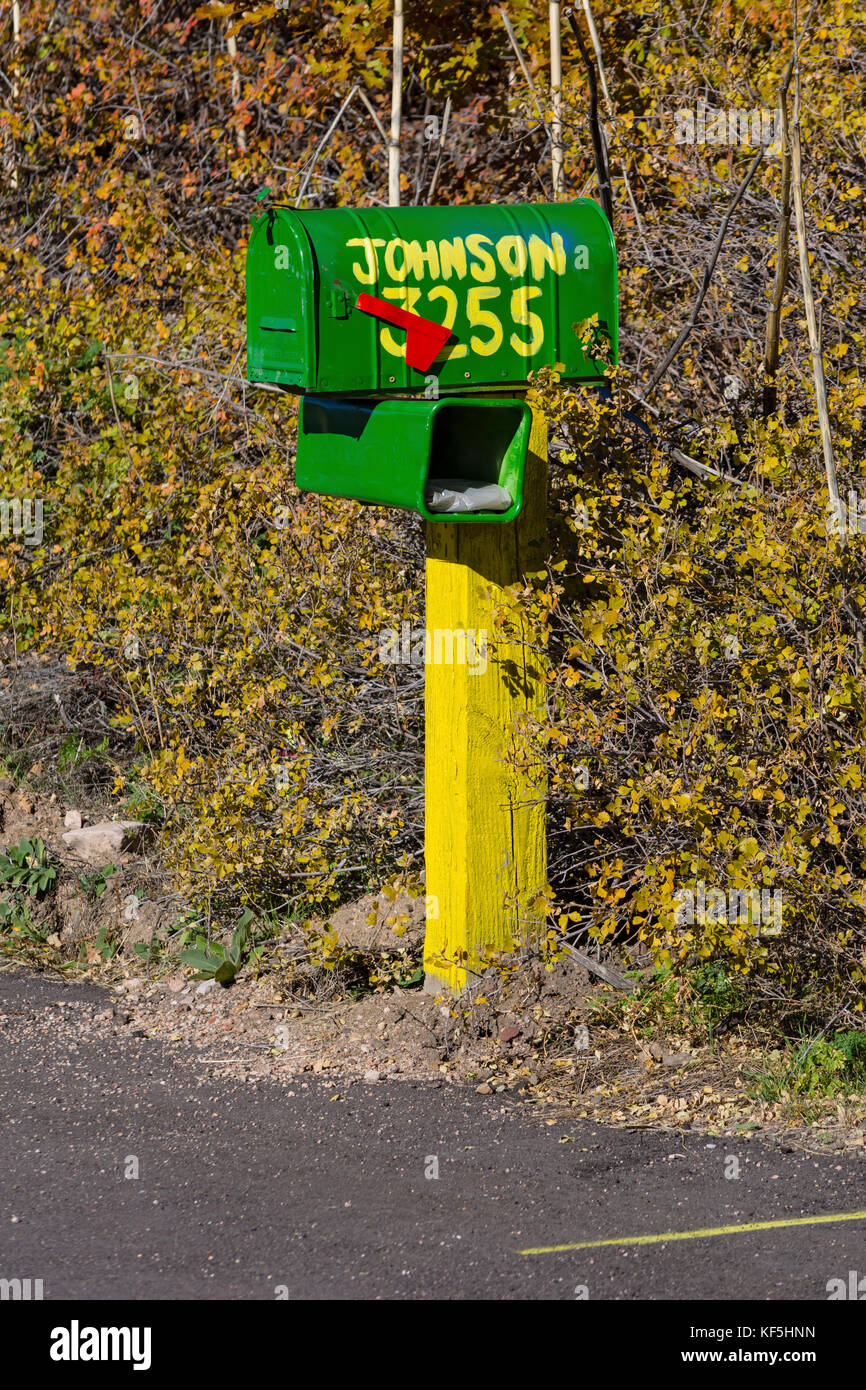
[564,7,613,227]
[425,96,451,204]
[578,0,651,259]
[499,5,553,147]
[226,29,246,155]
[790,7,842,539]
[295,84,359,207]
[645,146,764,397]
[356,86,388,145]
[388,0,403,207]
[762,0,817,416]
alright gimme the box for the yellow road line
[519,1209,866,1255]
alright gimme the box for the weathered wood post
[422,409,549,995]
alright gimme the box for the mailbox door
[247,201,617,395]
[297,397,432,511]
[246,210,317,389]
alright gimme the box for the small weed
[748,1031,866,1109]
[0,838,57,952]
[78,864,119,900]
[180,908,255,985]
[0,896,45,942]
[0,837,57,896]
[57,733,109,772]
[92,926,118,962]
[591,961,747,1045]
[0,838,57,948]
[303,923,424,1000]
[115,760,164,824]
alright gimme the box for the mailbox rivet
[389,376,395,382]
[464,372,470,378]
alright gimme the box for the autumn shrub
[1,345,427,919]
[516,366,866,1027]
[1,2,865,1024]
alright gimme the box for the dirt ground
[2,652,865,1158]
[5,919,865,1160]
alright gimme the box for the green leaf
[74,339,105,369]
[398,965,425,987]
[180,948,220,973]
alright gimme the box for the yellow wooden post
[423,408,549,995]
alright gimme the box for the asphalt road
[2,967,865,1301]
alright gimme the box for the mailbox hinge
[328,283,350,318]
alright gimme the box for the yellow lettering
[438,237,468,281]
[467,286,503,356]
[466,233,496,282]
[496,235,527,277]
[346,237,386,285]
[379,286,421,357]
[384,238,410,281]
[527,232,567,279]
[427,286,468,357]
[510,285,545,356]
[406,239,441,280]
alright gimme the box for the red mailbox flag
[355,292,451,373]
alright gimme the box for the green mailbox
[245,199,618,522]
[247,200,617,395]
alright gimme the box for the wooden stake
[389,0,404,207]
[8,0,20,190]
[762,68,794,416]
[790,17,842,538]
[550,2,563,196]
[423,409,549,995]
[226,30,246,154]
